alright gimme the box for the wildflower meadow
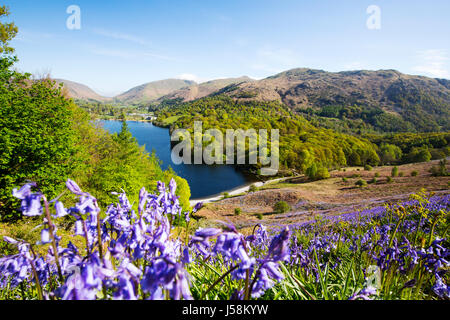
[0,179,448,300]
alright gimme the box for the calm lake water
[99,120,257,199]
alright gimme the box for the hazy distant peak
[54,79,111,102]
[115,79,197,104]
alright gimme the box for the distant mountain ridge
[220,68,450,111]
[57,77,255,104]
[55,79,112,102]
[114,79,196,104]
[57,68,450,131]
[156,76,254,103]
[207,68,450,131]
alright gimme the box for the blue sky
[3,0,450,96]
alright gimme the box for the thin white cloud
[175,73,202,82]
[92,28,151,46]
[89,47,175,61]
[412,49,449,79]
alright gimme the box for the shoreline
[189,176,297,206]
[97,118,154,123]
[99,118,298,205]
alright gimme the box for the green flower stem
[43,196,63,282]
[201,264,239,300]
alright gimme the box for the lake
[99,120,258,199]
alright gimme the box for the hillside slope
[208,68,450,131]
[115,79,196,104]
[157,76,254,102]
[55,79,110,102]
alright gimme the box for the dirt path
[189,176,298,206]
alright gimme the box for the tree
[306,163,318,180]
[306,162,330,181]
[0,6,18,54]
[380,144,402,165]
[0,17,84,220]
[406,146,431,163]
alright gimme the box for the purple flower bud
[194,228,222,239]
[267,227,291,262]
[193,202,203,213]
[40,229,51,244]
[66,179,86,196]
[169,178,177,194]
[54,201,69,218]
[349,287,377,300]
[157,181,166,193]
[74,220,84,236]
[182,247,191,265]
[13,183,43,217]
[3,236,18,244]
[12,183,36,199]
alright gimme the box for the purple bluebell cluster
[282,194,449,299]
[0,179,292,300]
[0,181,448,300]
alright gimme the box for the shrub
[375,172,380,178]
[256,213,263,220]
[391,166,399,177]
[234,208,242,216]
[248,184,258,193]
[355,179,367,188]
[223,192,230,199]
[386,176,393,183]
[369,178,377,184]
[411,170,419,177]
[273,201,291,214]
[342,177,348,182]
[306,163,330,181]
[364,165,373,171]
[429,159,449,177]
[399,172,404,177]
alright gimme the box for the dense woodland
[155,96,381,178]
[155,96,449,178]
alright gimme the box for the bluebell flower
[266,227,290,262]
[12,183,43,216]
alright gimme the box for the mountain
[200,68,450,132]
[59,68,450,132]
[217,68,448,109]
[114,79,196,104]
[157,76,254,103]
[55,79,111,102]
